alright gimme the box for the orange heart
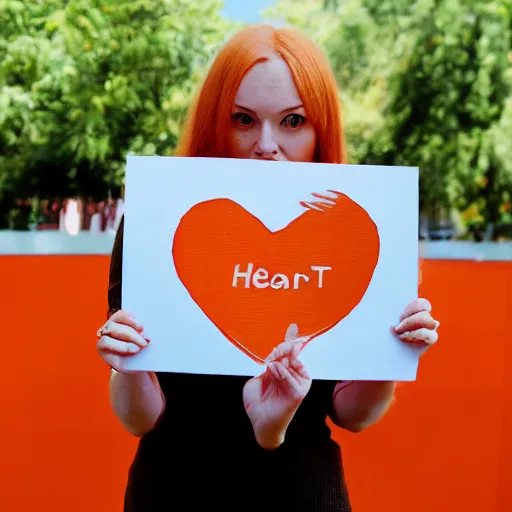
[172,191,380,364]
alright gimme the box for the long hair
[175,24,347,164]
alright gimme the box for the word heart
[232,263,332,290]
[172,191,380,364]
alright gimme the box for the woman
[97,25,440,512]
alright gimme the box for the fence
[0,241,511,512]
[6,197,124,234]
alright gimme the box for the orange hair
[175,24,347,164]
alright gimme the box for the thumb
[284,323,309,345]
[285,323,299,342]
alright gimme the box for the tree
[365,0,512,235]
[0,0,234,227]
[264,0,512,237]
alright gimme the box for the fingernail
[130,315,143,328]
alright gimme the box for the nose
[255,122,278,157]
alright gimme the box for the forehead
[234,56,302,111]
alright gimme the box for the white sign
[120,155,420,381]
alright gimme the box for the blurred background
[1,2,511,512]
[1,0,511,240]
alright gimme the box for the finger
[395,310,440,334]
[266,341,294,363]
[399,328,438,345]
[103,321,148,348]
[291,342,301,361]
[285,323,299,342]
[285,324,310,346]
[273,362,306,399]
[102,355,138,374]
[268,361,281,380]
[289,349,310,377]
[259,367,273,392]
[289,360,311,380]
[272,361,297,384]
[108,310,144,332]
[97,336,142,355]
[102,353,124,372]
[399,298,432,322]
[287,365,303,382]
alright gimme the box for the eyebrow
[234,103,304,114]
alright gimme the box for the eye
[281,113,306,129]
[232,112,254,127]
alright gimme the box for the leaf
[0,0,233,214]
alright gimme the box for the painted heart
[172,190,380,364]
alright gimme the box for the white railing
[0,231,511,260]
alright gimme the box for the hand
[96,310,150,372]
[394,298,440,353]
[242,324,312,450]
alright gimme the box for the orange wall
[0,256,510,511]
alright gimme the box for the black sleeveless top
[107,217,352,512]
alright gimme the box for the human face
[227,56,317,162]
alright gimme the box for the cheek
[284,127,316,162]
[227,130,254,157]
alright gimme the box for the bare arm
[330,380,397,433]
[109,369,166,437]
[330,297,441,432]
[97,308,166,438]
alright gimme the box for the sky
[221,0,274,23]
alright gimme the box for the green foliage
[2,0,511,235]
[265,0,512,235]
[0,0,233,227]
[374,0,512,230]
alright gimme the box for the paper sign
[121,156,420,381]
